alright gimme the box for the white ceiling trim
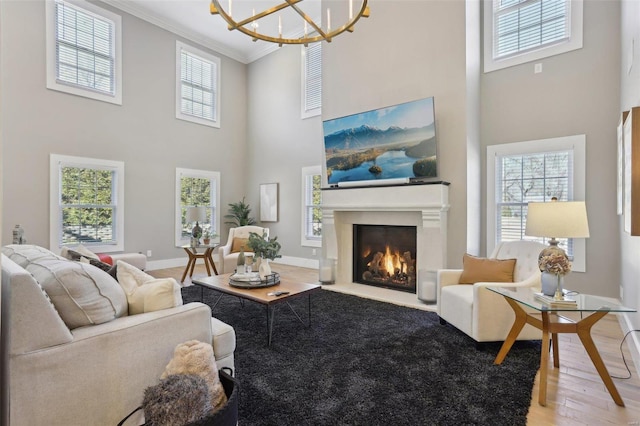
[103,0,281,64]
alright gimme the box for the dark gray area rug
[182,286,541,426]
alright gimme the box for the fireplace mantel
[321,182,450,291]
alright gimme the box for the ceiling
[104,0,324,64]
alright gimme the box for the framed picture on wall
[260,183,279,222]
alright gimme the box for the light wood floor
[151,263,640,425]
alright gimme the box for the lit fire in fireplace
[361,245,415,286]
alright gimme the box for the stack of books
[534,292,577,307]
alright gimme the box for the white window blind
[495,149,575,255]
[180,50,216,122]
[302,43,322,118]
[176,42,220,128]
[54,0,115,95]
[493,0,569,60]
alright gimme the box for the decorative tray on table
[229,272,280,288]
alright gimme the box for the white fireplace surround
[321,183,450,300]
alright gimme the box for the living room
[1,0,640,424]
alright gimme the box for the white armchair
[437,240,546,343]
[219,226,269,274]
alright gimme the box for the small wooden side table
[181,244,218,282]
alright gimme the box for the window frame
[301,165,322,247]
[45,0,123,105]
[486,134,586,271]
[175,41,221,128]
[483,0,583,73]
[175,168,221,247]
[301,43,322,119]
[49,154,125,253]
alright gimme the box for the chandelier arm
[233,0,303,28]
[210,0,369,45]
[285,2,327,39]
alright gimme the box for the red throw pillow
[98,253,113,266]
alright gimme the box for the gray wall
[0,0,248,261]
[321,0,479,268]
[620,0,640,329]
[480,0,621,297]
[245,45,324,262]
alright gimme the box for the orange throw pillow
[231,237,250,253]
[458,254,517,284]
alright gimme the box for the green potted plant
[247,231,281,278]
[224,197,256,227]
[202,229,217,245]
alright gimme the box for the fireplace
[321,182,449,302]
[353,224,417,293]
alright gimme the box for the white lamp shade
[186,206,206,223]
[525,201,590,239]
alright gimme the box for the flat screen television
[322,97,437,186]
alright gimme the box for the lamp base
[192,222,202,239]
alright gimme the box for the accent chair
[437,240,546,344]
[219,226,269,274]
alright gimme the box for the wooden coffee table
[192,273,321,346]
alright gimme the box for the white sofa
[437,240,546,344]
[2,245,235,426]
[218,226,269,274]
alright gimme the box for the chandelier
[209,0,370,46]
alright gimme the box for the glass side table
[180,244,219,282]
[487,286,636,407]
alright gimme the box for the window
[487,135,586,271]
[483,0,583,73]
[175,168,220,246]
[45,0,122,104]
[49,154,124,253]
[176,41,221,128]
[301,43,321,119]
[301,166,322,247]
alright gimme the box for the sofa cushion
[61,247,115,273]
[458,254,516,284]
[2,244,63,267]
[73,244,101,261]
[25,257,128,329]
[230,237,250,253]
[116,261,183,315]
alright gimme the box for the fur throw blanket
[162,340,227,412]
[143,374,211,426]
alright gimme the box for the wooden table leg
[205,247,218,275]
[203,251,212,276]
[494,297,528,364]
[551,330,560,368]
[539,311,550,406]
[181,248,195,282]
[575,311,625,406]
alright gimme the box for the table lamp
[186,206,206,243]
[525,199,590,298]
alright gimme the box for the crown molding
[101,0,250,64]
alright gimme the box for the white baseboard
[272,255,319,269]
[146,254,319,272]
[146,257,187,271]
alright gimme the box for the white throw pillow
[73,244,100,261]
[116,261,183,315]
[26,257,128,329]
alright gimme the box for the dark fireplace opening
[353,224,417,293]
